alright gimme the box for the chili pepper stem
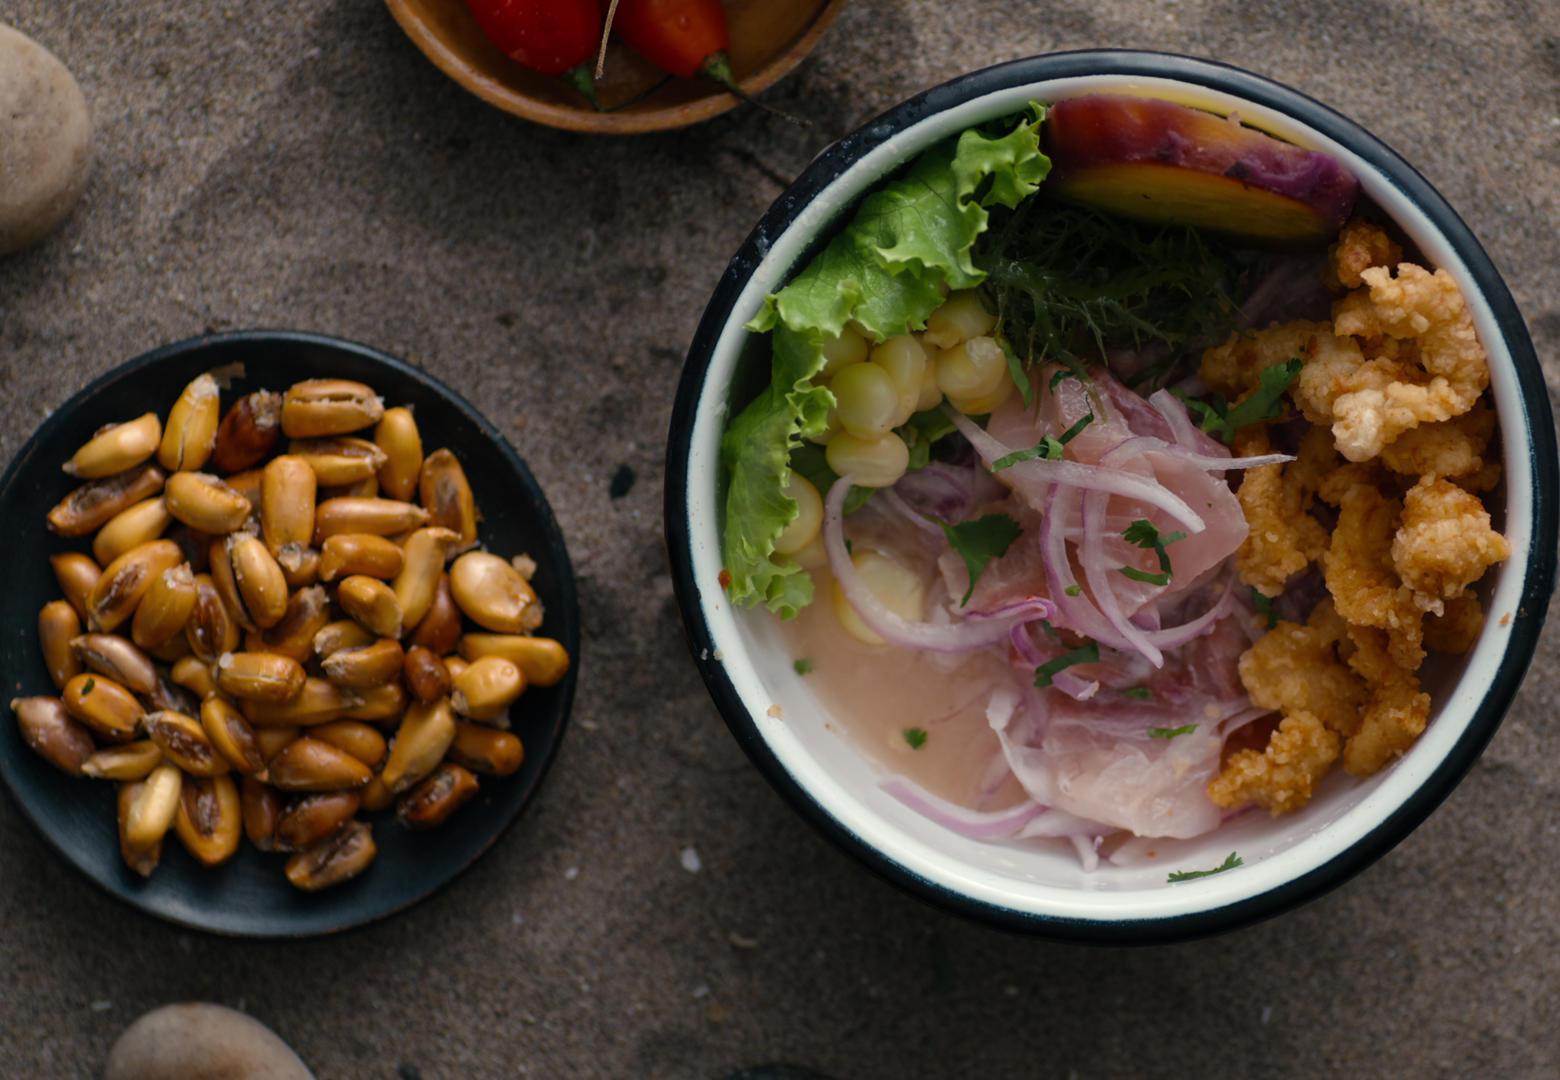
[699,52,807,127]
[561,64,601,110]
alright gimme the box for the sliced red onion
[823,478,1051,653]
[945,408,1207,533]
[1220,705,1276,736]
[1041,485,1136,650]
[880,776,1045,840]
[1148,388,1206,449]
[1136,574,1238,650]
[1011,624,1101,700]
[877,487,946,539]
[1015,808,1110,839]
[1083,482,1165,667]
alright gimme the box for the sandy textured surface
[2,2,1557,1077]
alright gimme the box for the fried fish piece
[1320,469,1425,669]
[1329,263,1490,460]
[1208,710,1341,815]
[1379,402,1496,480]
[1233,427,1333,597]
[1391,476,1510,603]
[1329,220,1402,290]
[1341,625,1431,776]
[1237,599,1366,736]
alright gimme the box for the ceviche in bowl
[666,53,1556,939]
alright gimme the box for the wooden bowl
[383,0,846,134]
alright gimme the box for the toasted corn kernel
[337,575,403,639]
[359,774,394,812]
[158,373,220,471]
[418,449,478,549]
[240,776,284,850]
[117,779,164,876]
[285,819,376,891]
[63,673,142,741]
[374,407,422,502]
[170,656,217,699]
[39,601,83,690]
[144,709,226,776]
[174,774,241,866]
[312,497,429,544]
[398,763,479,829]
[403,646,450,704]
[459,634,571,688]
[244,678,361,727]
[450,656,524,722]
[12,696,95,776]
[81,739,163,781]
[267,736,374,791]
[408,574,461,655]
[209,537,253,632]
[48,463,166,537]
[149,634,193,663]
[86,539,182,634]
[212,390,282,473]
[92,498,172,571]
[392,527,460,630]
[282,379,385,438]
[278,790,361,850]
[289,436,387,486]
[64,412,163,478]
[443,655,468,681]
[310,720,389,768]
[254,724,301,761]
[322,638,404,690]
[380,698,455,793]
[215,652,307,703]
[131,562,197,650]
[199,694,266,775]
[253,586,329,664]
[260,454,317,570]
[186,573,240,663]
[313,619,375,659]
[71,633,157,696]
[448,722,524,778]
[339,682,406,724]
[121,762,182,854]
[50,552,102,622]
[146,672,199,715]
[319,533,404,582]
[228,534,288,630]
[164,472,252,534]
[224,468,265,514]
[449,552,542,634]
[280,547,321,589]
[166,523,214,573]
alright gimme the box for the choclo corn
[24,369,569,889]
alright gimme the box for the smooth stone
[0,22,92,255]
[103,1003,314,1080]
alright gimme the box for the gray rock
[104,1003,312,1080]
[0,23,92,255]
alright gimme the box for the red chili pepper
[463,0,604,104]
[611,0,731,82]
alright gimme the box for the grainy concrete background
[2,2,1557,1077]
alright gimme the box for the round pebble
[104,1003,314,1080]
[0,23,92,255]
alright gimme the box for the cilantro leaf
[1121,686,1152,701]
[1119,519,1187,588]
[1064,583,1083,597]
[1168,852,1243,882]
[899,409,959,472]
[1223,358,1303,433]
[941,514,1022,605]
[1251,588,1278,630]
[991,413,1093,471]
[793,658,813,676]
[997,336,1033,407]
[903,727,929,749]
[1034,642,1099,687]
[1173,359,1302,444]
[1149,723,1197,738]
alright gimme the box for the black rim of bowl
[0,329,580,938]
[664,50,1559,943]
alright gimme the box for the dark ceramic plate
[0,331,579,937]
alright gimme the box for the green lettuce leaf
[721,105,1051,617]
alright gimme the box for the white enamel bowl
[664,52,1557,941]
